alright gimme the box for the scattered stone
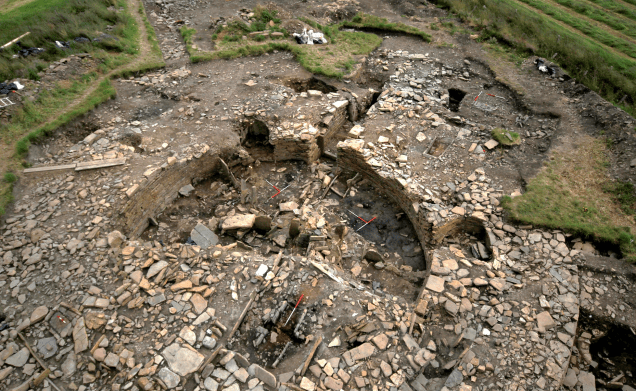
[30,305,49,324]
[73,317,89,354]
[6,348,29,367]
[159,367,181,389]
[107,230,125,248]
[179,184,195,196]
[484,139,499,149]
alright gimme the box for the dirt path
[0,0,156,178]
[507,0,636,62]
[541,0,636,47]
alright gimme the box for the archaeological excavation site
[1,1,636,391]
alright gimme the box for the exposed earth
[1,1,636,391]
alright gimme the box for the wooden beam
[75,158,126,171]
[24,164,76,173]
[300,334,322,376]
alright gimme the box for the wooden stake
[199,291,257,372]
[18,333,64,391]
[300,334,322,376]
[91,334,106,355]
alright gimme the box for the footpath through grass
[437,0,636,117]
[502,137,636,261]
[0,0,164,216]
[0,0,139,81]
[180,12,430,79]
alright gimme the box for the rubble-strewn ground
[2,1,636,391]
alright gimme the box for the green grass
[619,0,636,9]
[550,0,636,37]
[0,181,14,216]
[584,0,636,23]
[2,73,97,147]
[0,0,164,219]
[3,173,17,183]
[342,13,432,42]
[15,78,116,157]
[437,0,636,117]
[491,128,521,145]
[515,0,636,58]
[0,0,140,81]
[603,180,636,216]
[501,139,636,261]
[182,16,383,78]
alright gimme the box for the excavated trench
[578,309,636,389]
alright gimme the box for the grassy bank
[550,0,636,35]
[341,13,432,42]
[515,0,636,58]
[0,0,164,217]
[15,78,116,156]
[436,0,636,116]
[0,0,140,81]
[502,138,636,261]
[585,0,636,23]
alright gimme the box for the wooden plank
[75,158,126,171]
[1,32,30,50]
[24,164,77,173]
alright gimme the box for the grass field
[437,0,636,117]
[502,138,636,261]
[0,0,163,217]
[0,0,140,82]
[180,12,430,78]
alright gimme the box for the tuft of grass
[3,173,17,183]
[491,128,521,146]
[253,7,280,24]
[603,180,636,216]
[0,181,14,216]
[343,13,432,42]
[502,137,636,261]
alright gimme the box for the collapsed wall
[238,83,377,163]
[118,152,223,237]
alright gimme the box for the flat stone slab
[191,223,218,249]
[222,214,255,230]
[162,343,205,376]
[6,347,30,367]
[425,275,445,293]
[37,337,58,359]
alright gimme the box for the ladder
[0,97,15,108]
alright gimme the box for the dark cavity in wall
[283,77,338,94]
[448,88,467,112]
